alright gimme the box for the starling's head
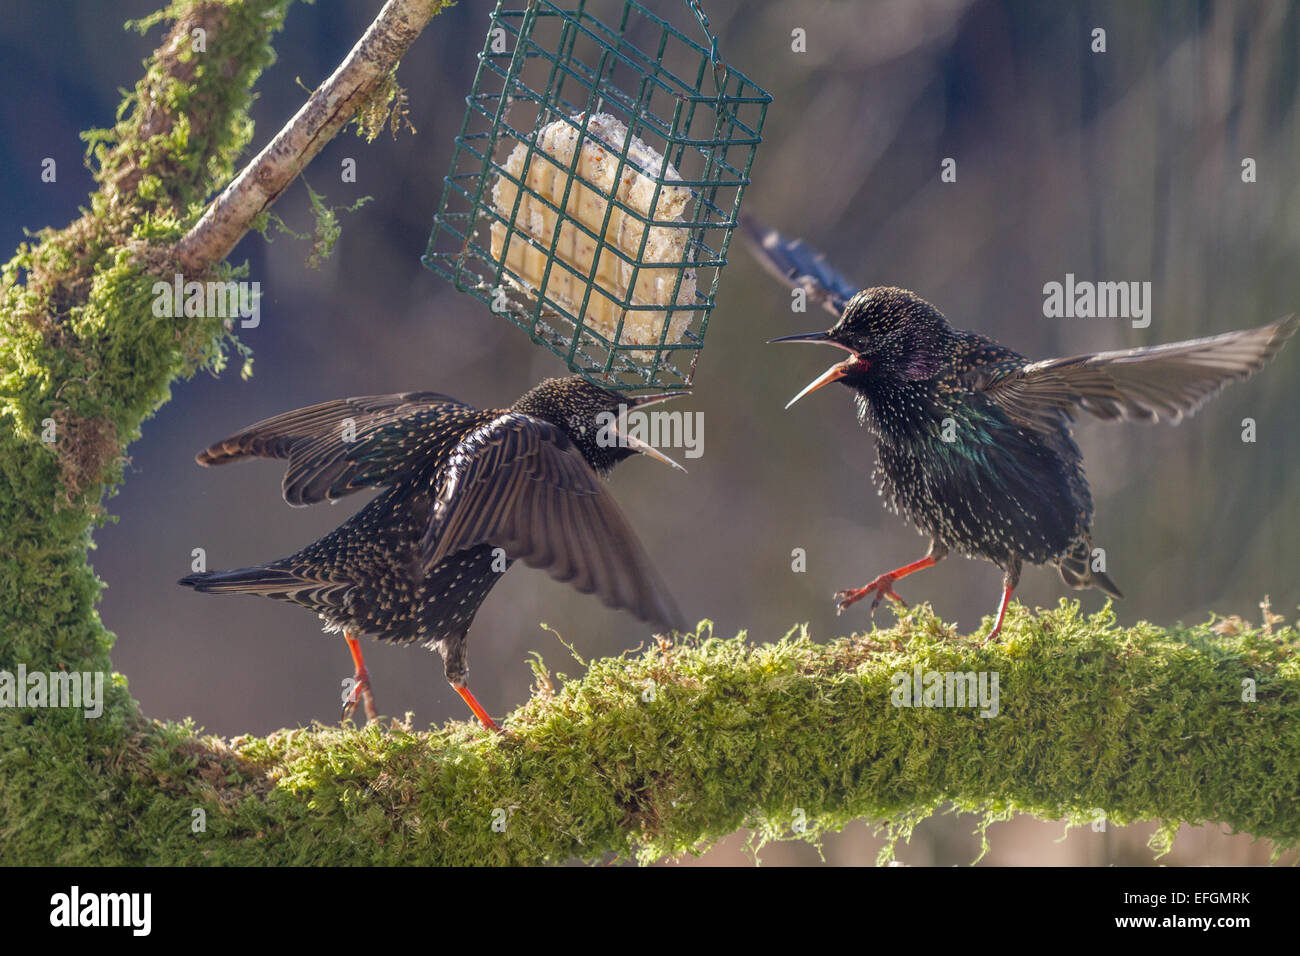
[512,376,689,475]
[769,287,952,408]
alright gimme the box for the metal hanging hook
[686,0,729,90]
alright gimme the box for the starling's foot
[341,672,378,723]
[341,632,378,724]
[835,574,908,614]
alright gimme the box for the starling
[746,217,1298,640]
[179,376,687,730]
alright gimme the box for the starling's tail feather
[739,215,861,318]
[178,566,304,595]
[1057,538,1124,599]
[179,566,355,619]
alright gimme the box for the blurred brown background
[3,0,1297,865]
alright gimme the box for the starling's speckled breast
[860,329,1093,570]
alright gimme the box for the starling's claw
[835,574,906,614]
[976,584,1016,645]
[341,674,378,723]
[341,633,378,724]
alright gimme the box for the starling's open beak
[782,360,856,409]
[767,330,857,352]
[628,391,692,408]
[616,390,690,473]
[768,332,866,409]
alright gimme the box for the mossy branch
[1,0,449,666]
[176,0,447,272]
[0,0,449,862]
[5,602,1298,865]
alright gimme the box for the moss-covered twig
[176,0,448,272]
[4,602,1297,865]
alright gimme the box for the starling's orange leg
[342,632,378,723]
[981,585,1015,644]
[836,542,948,614]
[453,682,502,733]
[980,562,1020,644]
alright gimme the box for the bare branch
[176,0,448,273]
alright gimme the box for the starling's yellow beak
[621,434,686,472]
[782,359,856,409]
[628,391,692,407]
[617,391,690,472]
[768,331,865,409]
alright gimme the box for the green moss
[265,182,373,270]
[3,602,1298,865]
[350,67,415,143]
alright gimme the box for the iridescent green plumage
[749,217,1297,637]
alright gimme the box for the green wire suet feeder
[424,0,770,391]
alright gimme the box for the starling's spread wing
[740,215,860,318]
[968,317,1298,429]
[196,392,474,506]
[425,413,685,633]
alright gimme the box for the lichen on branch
[176,0,449,273]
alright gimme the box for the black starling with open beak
[747,216,1297,641]
[179,376,687,730]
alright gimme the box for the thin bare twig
[176,0,446,273]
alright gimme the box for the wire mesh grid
[423,0,770,390]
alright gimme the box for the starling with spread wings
[745,216,1297,640]
[179,377,687,730]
